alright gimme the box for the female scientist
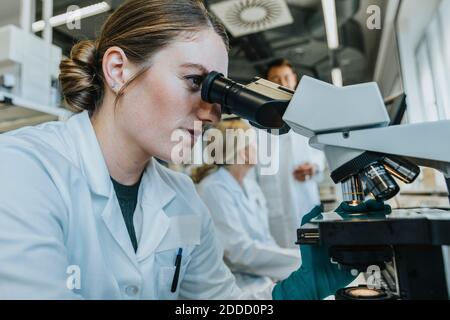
[194,119,301,293]
[0,0,356,299]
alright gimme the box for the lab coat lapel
[239,186,256,216]
[244,180,260,211]
[136,207,170,261]
[66,111,140,268]
[136,160,175,261]
[101,190,140,269]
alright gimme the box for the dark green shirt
[111,175,143,253]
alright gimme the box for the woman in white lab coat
[0,0,251,300]
[193,120,300,293]
[0,0,354,300]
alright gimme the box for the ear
[102,46,135,93]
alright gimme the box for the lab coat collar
[135,160,177,260]
[95,160,177,266]
[66,112,139,266]
[140,159,176,209]
[66,111,177,265]
[67,111,175,209]
[216,167,255,197]
[66,111,112,198]
[216,167,243,194]
[66,111,178,208]
[216,167,258,214]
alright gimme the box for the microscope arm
[308,120,450,178]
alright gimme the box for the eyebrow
[180,63,210,74]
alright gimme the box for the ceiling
[2,0,387,85]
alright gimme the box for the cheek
[118,73,199,160]
[125,75,190,131]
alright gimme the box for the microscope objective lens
[361,162,400,201]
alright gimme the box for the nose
[197,100,221,125]
[280,78,289,88]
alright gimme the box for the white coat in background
[0,111,274,299]
[255,130,325,249]
[197,167,300,293]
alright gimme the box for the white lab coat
[255,130,325,249]
[0,111,274,299]
[197,168,300,293]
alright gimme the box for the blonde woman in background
[193,119,301,294]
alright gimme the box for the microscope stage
[297,208,450,246]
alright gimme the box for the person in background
[193,119,301,294]
[255,58,326,249]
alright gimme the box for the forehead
[268,65,295,77]
[152,29,229,76]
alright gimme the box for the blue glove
[272,200,390,300]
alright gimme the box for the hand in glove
[272,200,391,300]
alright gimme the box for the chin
[160,141,195,165]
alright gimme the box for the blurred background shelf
[0,105,57,132]
[0,93,71,132]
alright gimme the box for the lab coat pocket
[156,254,191,300]
[157,265,178,300]
[153,214,200,299]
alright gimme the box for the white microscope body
[283,76,450,202]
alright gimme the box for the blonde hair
[191,119,252,183]
[59,0,229,114]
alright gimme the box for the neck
[227,165,251,186]
[91,100,149,186]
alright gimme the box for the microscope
[201,71,450,300]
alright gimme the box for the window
[416,39,439,121]
[415,0,450,121]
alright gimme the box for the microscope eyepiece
[201,71,293,131]
[201,71,235,111]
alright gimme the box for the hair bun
[59,40,102,112]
